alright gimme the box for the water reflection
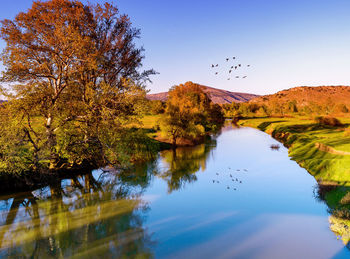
[0,137,217,258]
[0,171,154,258]
[156,139,216,193]
[1,126,350,258]
[316,184,350,248]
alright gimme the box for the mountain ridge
[147,84,259,104]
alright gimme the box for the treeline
[222,100,349,118]
[0,1,225,178]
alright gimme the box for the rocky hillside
[250,86,350,107]
[147,84,259,104]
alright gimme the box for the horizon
[1,0,350,96]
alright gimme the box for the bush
[314,116,343,127]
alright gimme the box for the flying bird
[215,72,218,75]
[238,64,241,67]
[247,65,250,67]
[233,57,236,59]
[229,70,232,73]
[231,66,234,69]
[235,76,239,78]
[235,66,237,69]
[227,78,230,80]
[216,64,219,67]
[211,64,214,68]
[226,58,229,62]
[243,76,247,79]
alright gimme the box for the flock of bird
[212,167,248,190]
[211,56,250,81]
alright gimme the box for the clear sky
[1,0,350,95]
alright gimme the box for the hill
[147,84,259,104]
[250,86,350,108]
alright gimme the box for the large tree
[0,0,155,172]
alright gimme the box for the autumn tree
[160,82,224,147]
[0,0,155,172]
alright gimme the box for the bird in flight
[247,65,250,67]
[226,58,229,62]
[235,76,239,78]
[243,76,247,79]
[235,66,237,69]
[229,70,232,73]
[216,64,218,67]
[233,57,236,59]
[211,64,214,68]
[238,64,241,67]
[215,72,218,75]
[231,66,234,69]
[227,78,230,80]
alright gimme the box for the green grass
[140,114,162,129]
[240,116,350,184]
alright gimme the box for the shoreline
[240,117,350,185]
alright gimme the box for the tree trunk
[46,115,58,170]
[172,135,177,149]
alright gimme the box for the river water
[0,126,349,258]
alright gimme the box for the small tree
[160,82,223,147]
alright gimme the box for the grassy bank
[240,116,350,184]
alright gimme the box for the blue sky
[1,0,350,95]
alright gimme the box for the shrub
[314,116,343,127]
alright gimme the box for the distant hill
[147,84,259,104]
[250,86,350,107]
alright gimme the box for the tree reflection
[0,170,155,258]
[315,183,350,248]
[0,138,217,257]
[157,139,216,193]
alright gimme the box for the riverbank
[240,116,350,185]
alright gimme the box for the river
[0,126,349,258]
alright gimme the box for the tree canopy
[160,81,224,147]
[0,0,156,173]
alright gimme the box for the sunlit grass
[241,116,350,183]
